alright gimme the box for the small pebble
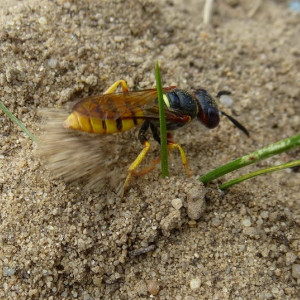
[3,267,16,276]
[38,16,47,25]
[260,247,270,258]
[93,276,103,287]
[274,268,281,276]
[260,211,269,219]
[190,278,201,290]
[285,252,297,266]
[188,220,197,227]
[71,290,78,298]
[48,58,57,68]
[160,209,181,236]
[211,217,221,227]
[114,35,125,42]
[186,185,206,220]
[219,94,234,106]
[146,280,160,296]
[291,264,300,279]
[171,198,183,210]
[85,75,98,86]
[241,218,251,227]
[51,208,58,215]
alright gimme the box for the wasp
[63,80,249,195]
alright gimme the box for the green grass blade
[155,61,169,178]
[219,159,300,190]
[0,100,38,143]
[199,133,300,184]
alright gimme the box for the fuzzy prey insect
[63,80,249,195]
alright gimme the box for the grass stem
[155,61,169,178]
[219,159,300,190]
[199,133,300,184]
[0,100,38,143]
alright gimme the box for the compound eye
[206,107,220,128]
[194,89,220,129]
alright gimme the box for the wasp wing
[142,106,192,124]
[71,87,176,121]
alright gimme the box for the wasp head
[193,89,220,129]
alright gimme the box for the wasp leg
[134,142,192,177]
[133,142,192,177]
[132,123,161,176]
[104,80,129,94]
[131,123,161,176]
[120,121,151,196]
[132,156,161,176]
[150,123,160,143]
[165,132,191,176]
[167,142,191,177]
[133,126,191,178]
[122,141,151,195]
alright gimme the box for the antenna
[220,111,250,137]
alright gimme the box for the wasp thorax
[194,89,220,129]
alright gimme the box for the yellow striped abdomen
[63,110,144,134]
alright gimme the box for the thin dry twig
[203,0,214,25]
[248,0,262,18]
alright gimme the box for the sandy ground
[0,0,300,299]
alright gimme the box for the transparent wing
[72,87,177,121]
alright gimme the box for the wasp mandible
[63,80,249,194]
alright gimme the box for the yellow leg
[133,143,191,178]
[104,80,128,94]
[168,143,191,177]
[132,156,161,176]
[120,141,151,196]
